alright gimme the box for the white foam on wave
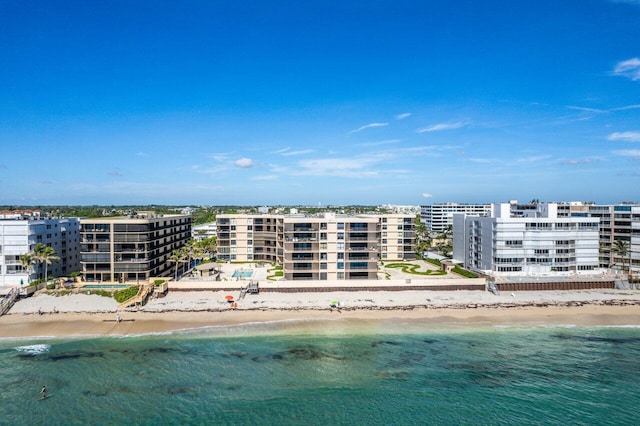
[115,318,348,339]
[14,344,51,355]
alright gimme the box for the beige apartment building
[80,212,192,283]
[217,212,415,280]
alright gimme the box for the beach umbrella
[225,295,234,301]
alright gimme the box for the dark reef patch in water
[552,334,640,345]
[371,340,401,348]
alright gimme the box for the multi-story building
[0,217,81,289]
[453,203,600,276]
[217,212,415,280]
[192,221,217,241]
[80,212,191,283]
[571,203,640,275]
[420,203,491,232]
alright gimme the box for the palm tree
[613,240,630,275]
[33,243,60,285]
[168,248,189,281]
[414,222,431,258]
[20,253,35,284]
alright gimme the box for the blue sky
[1,0,639,206]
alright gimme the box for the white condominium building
[452,203,600,276]
[217,213,415,280]
[420,203,491,232]
[0,217,81,289]
[192,221,217,241]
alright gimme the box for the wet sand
[2,303,640,339]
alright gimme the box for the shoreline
[2,302,640,339]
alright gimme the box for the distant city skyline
[1,1,639,206]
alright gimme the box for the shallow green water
[1,320,639,425]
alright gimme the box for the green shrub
[69,271,82,278]
[153,279,166,286]
[267,270,284,281]
[46,283,56,290]
[425,257,442,267]
[27,279,45,288]
[385,263,445,276]
[114,286,139,303]
[452,266,478,278]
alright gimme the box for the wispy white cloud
[210,152,232,162]
[281,149,314,157]
[273,147,290,154]
[608,131,640,142]
[395,113,411,120]
[612,57,640,81]
[234,158,254,168]
[136,152,149,157]
[416,121,468,133]
[348,122,388,134]
[515,155,552,164]
[358,139,402,147]
[566,105,606,113]
[468,158,500,163]
[561,157,599,165]
[295,158,379,177]
[612,104,640,111]
[108,169,124,177]
[251,175,278,181]
[422,192,433,198]
[612,149,640,159]
[199,166,229,175]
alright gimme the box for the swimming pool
[83,284,130,289]
[232,270,254,278]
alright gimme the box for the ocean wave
[14,344,51,355]
[117,318,348,339]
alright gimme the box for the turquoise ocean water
[1,318,639,425]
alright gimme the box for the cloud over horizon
[348,122,388,134]
[416,121,468,133]
[612,57,640,81]
[608,131,640,142]
[234,158,254,168]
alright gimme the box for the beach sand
[1,289,640,338]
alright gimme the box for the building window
[337,242,344,250]
[320,252,327,260]
[337,262,344,269]
[337,252,344,260]
[320,232,327,240]
[320,242,327,249]
[337,223,344,230]
[337,232,344,240]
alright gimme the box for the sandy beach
[1,289,640,338]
